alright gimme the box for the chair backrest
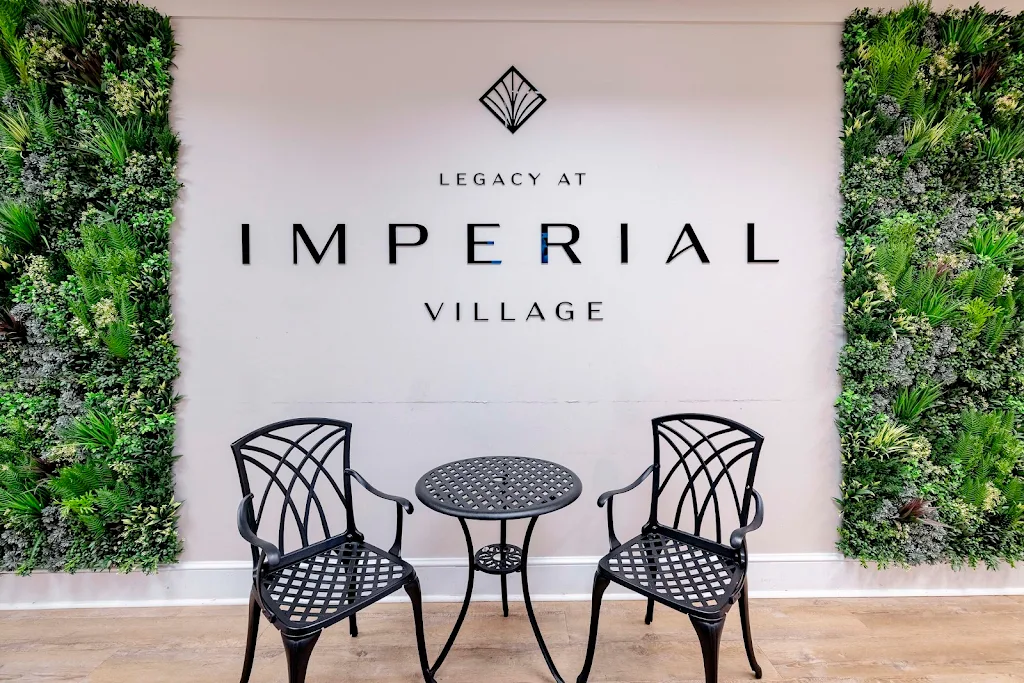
[231,418,355,565]
[648,414,763,546]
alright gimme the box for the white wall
[171,13,846,560]
[5,0,1024,608]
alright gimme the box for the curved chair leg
[405,576,437,683]
[690,615,726,683]
[576,572,610,683]
[239,587,260,683]
[282,630,321,683]
[644,598,654,625]
[739,583,763,679]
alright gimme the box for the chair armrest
[346,469,413,556]
[237,494,281,568]
[729,489,764,551]
[346,469,414,512]
[597,465,655,507]
[596,465,655,550]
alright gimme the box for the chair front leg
[689,615,726,683]
[282,630,321,683]
[404,576,437,683]
[576,572,610,683]
[239,586,260,683]
[342,551,359,637]
[739,582,763,678]
[640,536,659,625]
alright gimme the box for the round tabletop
[415,456,582,520]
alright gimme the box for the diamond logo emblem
[480,66,546,134]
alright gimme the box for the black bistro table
[415,456,582,682]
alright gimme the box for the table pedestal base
[429,517,566,683]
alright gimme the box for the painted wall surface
[10,1,1024,607]
[169,15,843,562]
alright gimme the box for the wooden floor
[0,596,1022,682]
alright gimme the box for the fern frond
[79,513,106,536]
[963,298,996,338]
[875,234,914,284]
[956,265,1005,301]
[961,410,989,439]
[106,222,136,252]
[27,83,58,145]
[953,433,981,467]
[897,267,959,323]
[4,34,30,84]
[866,23,931,105]
[117,296,137,327]
[960,477,989,508]
[60,494,96,516]
[985,311,1013,352]
[95,481,135,520]
[102,321,132,358]
[0,51,14,96]
[47,462,113,500]
[1002,477,1024,507]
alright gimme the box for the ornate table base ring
[475,543,523,574]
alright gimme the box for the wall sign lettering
[239,220,778,322]
[242,221,776,268]
[237,67,780,323]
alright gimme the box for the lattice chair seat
[600,532,743,615]
[260,540,413,630]
[233,418,433,683]
[578,414,767,683]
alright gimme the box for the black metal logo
[480,66,546,134]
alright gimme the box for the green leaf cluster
[0,0,180,573]
[838,3,1024,567]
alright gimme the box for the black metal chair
[232,418,434,683]
[577,414,766,683]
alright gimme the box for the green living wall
[839,3,1024,567]
[0,0,180,572]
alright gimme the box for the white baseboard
[3,553,1024,610]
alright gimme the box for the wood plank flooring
[1,596,1022,682]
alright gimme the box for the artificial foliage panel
[0,0,180,572]
[839,3,1024,567]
